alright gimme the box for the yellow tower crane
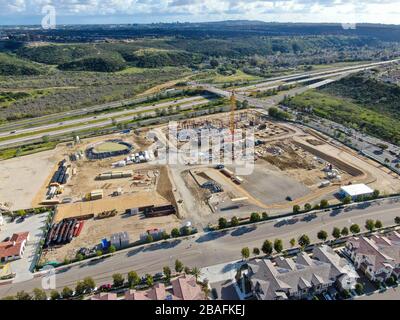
[230,91,236,135]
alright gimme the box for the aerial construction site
[1,106,400,263]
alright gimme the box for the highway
[0,199,399,297]
[1,59,398,148]
[0,97,210,147]
[0,95,158,133]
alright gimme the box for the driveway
[0,213,48,281]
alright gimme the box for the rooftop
[340,184,374,197]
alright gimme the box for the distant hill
[58,55,126,72]
[0,53,44,75]
[3,21,400,42]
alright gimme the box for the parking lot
[0,213,48,281]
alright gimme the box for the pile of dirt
[262,141,314,171]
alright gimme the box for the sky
[0,0,399,26]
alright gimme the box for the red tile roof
[0,232,29,259]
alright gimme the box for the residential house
[241,246,359,300]
[91,292,118,300]
[242,253,334,300]
[312,245,359,291]
[344,232,400,282]
[124,275,206,300]
[0,232,30,263]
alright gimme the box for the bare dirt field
[41,213,180,262]
[0,148,59,211]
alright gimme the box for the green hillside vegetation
[0,53,44,76]
[124,49,201,68]
[284,89,400,144]
[322,74,400,120]
[17,44,101,65]
[58,55,126,72]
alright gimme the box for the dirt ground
[41,213,180,262]
[0,148,59,211]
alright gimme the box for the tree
[96,250,103,257]
[332,227,341,239]
[145,274,154,287]
[250,212,261,223]
[350,224,361,234]
[163,266,172,281]
[112,273,125,287]
[145,234,154,243]
[290,238,296,248]
[50,290,60,300]
[253,248,260,256]
[293,205,301,214]
[317,230,328,242]
[210,59,219,68]
[373,189,380,199]
[375,220,383,229]
[171,228,180,238]
[262,212,269,220]
[395,217,400,225]
[33,288,47,300]
[342,196,352,205]
[355,283,364,295]
[76,253,84,261]
[108,245,116,254]
[83,277,96,291]
[75,281,86,295]
[62,287,73,299]
[274,239,283,253]
[304,203,312,211]
[16,291,32,300]
[218,217,228,229]
[231,216,239,227]
[191,267,202,282]
[298,235,310,248]
[365,219,375,232]
[128,271,140,287]
[341,227,349,237]
[175,259,184,273]
[241,247,250,260]
[162,230,170,240]
[320,199,329,208]
[262,240,273,255]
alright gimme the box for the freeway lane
[1,199,399,297]
[0,96,205,138]
[0,98,210,148]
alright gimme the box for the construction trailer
[89,189,104,201]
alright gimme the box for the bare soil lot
[0,148,59,210]
[41,213,180,262]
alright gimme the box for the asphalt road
[0,97,210,147]
[0,96,205,138]
[1,199,399,297]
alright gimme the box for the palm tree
[191,267,202,282]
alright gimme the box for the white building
[340,184,374,200]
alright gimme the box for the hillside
[58,55,126,72]
[0,53,44,76]
[283,75,400,145]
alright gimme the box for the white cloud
[0,0,399,24]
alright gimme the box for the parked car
[154,272,164,280]
[17,216,25,223]
[211,288,219,300]
[99,284,112,291]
